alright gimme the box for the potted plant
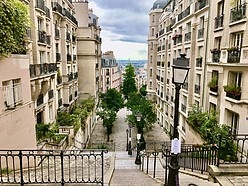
[210,48,221,53]
[227,46,239,52]
[223,84,241,99]
[208,76,218,92]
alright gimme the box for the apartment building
[29,0,79,124]
[206,0,248,136]
[0,0,37,149]
[149,0,248,143]
[148,0,210,143]
[102,51,122,93]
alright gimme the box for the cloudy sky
[88,0,153,60]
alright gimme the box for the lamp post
[126,129,129,151]
[167,53,190,186]
[135,112,142,165]
[135,133,141,165]
[128,126,132,155]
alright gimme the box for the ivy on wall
[0,0,30,59]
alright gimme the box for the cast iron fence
[0,149,108,185]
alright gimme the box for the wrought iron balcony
[194,84,201,94]
[58,98,62,107]
[52,2,63,15]
[38,30,46,43]
[35,0,45,11]
[67,54,72,62]
[159,29,164,36]
[57,76,62,85]
[181,104,186,113]
[178,6,190,22]
[196,57,202,68]
[195,0,207,12]
[198,28,204,39]
[68,73,73,82]
[227,47,241,63]
[214,15,224,29]
[211,50,221,63]
[37,94,44,107]
[230,3,246,23]
[45,6,50,18]
[48,90,54,100]
[182,82,188,90]
[69,94,73,102]
[30,63,56,77]
[56,53,61,62]
[66,32,71,41]
[55,28,60,39]
[46,35,51,45]
[184,32,191,42]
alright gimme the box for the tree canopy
[100,88,124,112]
[121,64,137,99]
[0,0,30,59]
[126,92,156,133]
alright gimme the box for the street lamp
[167,53,190,186]
[135,133,141,165]
[126,129,129,151]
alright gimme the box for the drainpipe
[201,0,211,109]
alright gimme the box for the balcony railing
[159,29,164,36]
[55,28,60,39]
[57,76,62,85]
[178,6,190,22]
[196,57,202,68]
[66,32,71,41]
[68,73,73,82]
[35,0,45,12]
[38,30,46,43]
[52,2,63,15]
[58,98,62,107]
[45,6,50,18]
[56,53,61,62]
[63,8,78,25]
[195,84,201,94]
[46,35,51,45]
[227,48,241,63]
[214,15,224,29]
[184,32,191,42]
[181,104,186,113]
[195,0,208,12]
[48,90,54,100]
[226,92,241,100]
[72,35,76,42]
[230,3,246,23]
[166,25,172,33]
[30,63,57,78]
[37,94,43,107]
[211,51,221,63]
[67,54,72,62]
[182,82,188,90]
[198,28,204,39]
[69,94,73,102]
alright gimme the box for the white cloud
[88,0,152,60]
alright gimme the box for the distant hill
[117,60,147,68]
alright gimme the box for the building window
[226,110,239,135]
[209,102,216,112]
[230,32,243,48]
[49,105,53,120]
[2,79,22,109]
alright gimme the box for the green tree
[126,92,156,134]
[187,106,237,161]
[121,64,137,99]
[139,85,147,97]
[0,0,30,59]
[100,88,124,112]
[97,109,117,142]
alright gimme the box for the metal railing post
[60,151,65,186]
[19,151,24,186]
